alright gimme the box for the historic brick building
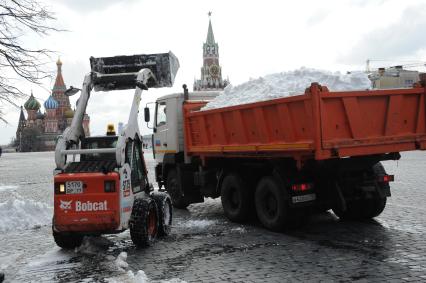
[193,13,229,91]
[16,59,90,152]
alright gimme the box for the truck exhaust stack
[90,51,180,91]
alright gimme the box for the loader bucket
[90,51,179,91]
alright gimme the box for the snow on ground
[26,248,73,268]
[0,184,18,192]
[0,196,52,232]
[202,67,371,110]
[104,252,186,283]
[75,236,114,254]
[230,227,246,233]
[178,219,218,229]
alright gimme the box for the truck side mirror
[144,107,150,122]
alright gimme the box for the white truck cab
[145,88,219,207]
[152,90,219,164]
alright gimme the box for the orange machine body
[184,83,426,163]
[53,172,121,233]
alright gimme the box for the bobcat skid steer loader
[52,52,179,249]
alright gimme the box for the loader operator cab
[80,136,118,161]
[80,124,118,161]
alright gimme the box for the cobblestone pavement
[1,151,426,282]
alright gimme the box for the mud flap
[177,164,203,204]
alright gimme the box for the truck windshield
[156,102,167,127]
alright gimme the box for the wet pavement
[1,151,426,282]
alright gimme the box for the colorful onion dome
[64,109,74,118]
[44,95,59,110]
[24,92,41,111]
[36,110,45,120]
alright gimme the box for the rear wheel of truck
[221,173,252,223]
[129,198,159,248]
[255,176,289,231]
[52,229,83,249]
[333,163,388,220]
[167,169,189,209]
[333,197,386,220]
[151,191,173,237]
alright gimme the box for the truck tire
[255,176,289,231]
[52,229,83,249]
[167,169,189,209]
[333,197,386,220]
[129,198,158,248]
[333,163,388,220]
[221,173,252,223]
[151,191,173,237]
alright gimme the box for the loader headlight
[55,183,66,194]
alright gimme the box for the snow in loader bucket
[89,51,180,91]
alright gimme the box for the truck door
[153,101,168,163]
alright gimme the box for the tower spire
[206,12,215,45]
[53,57,66,93]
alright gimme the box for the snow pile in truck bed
[0,198,52,232]
[202,67,371,110]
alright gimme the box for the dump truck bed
[183,83,426,161]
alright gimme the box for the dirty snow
[230,227,247,233]
[105,252,186,283]
[178,219,217,228]
[0,197,52,232]
[26,248,72,268]
[115,252,129,271]
[75,236,113,254]
[202,67,371,110]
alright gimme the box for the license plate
[66,181,83,194]
[292,193,316,203]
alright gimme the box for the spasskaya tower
[194,12,229,91]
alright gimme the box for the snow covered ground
[202,67,371,110]
[1,151,426,282]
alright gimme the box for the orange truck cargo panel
[184,83,426,161]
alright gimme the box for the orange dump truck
[146,82,426,231]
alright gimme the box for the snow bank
[0,198,52,232]
[202,67,371,110]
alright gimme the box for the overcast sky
[1,0,426,145]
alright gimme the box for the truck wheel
[333,197,386,220]
[333,163,388,220]
[370,163,389,217]
[52,229,83,249]
[151,192,173,237]
[167,169,189,209]
[255,176,289,231]
[129,198,158,248]
[221,173,252,223]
